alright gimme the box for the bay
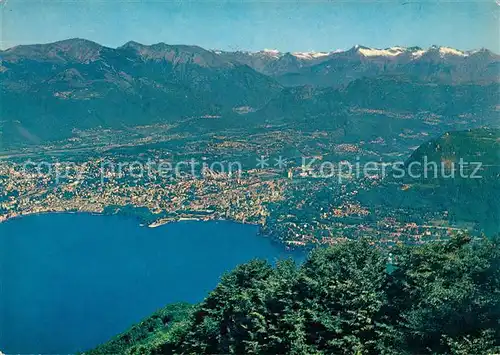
[0,213,302,354]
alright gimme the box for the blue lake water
[0,213,303,354]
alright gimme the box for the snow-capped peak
[291,51,331,60]
[259,49,281,58]
[211,45,477,62]
[358,46,406,57]
[353,45,470,59]
[252,49,333,61]
[438,47,466,57]
[411,50,426,59]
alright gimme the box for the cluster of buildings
[0,157,465,248]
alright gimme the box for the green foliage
[294,240,389,354]
[88,235,500,354]
[360,128,500,235]
[84,303,193,355]
[387,234,500,354]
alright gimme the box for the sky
[0,0,499,52]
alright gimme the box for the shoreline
[0,209,306,252]
[1,209,467,253]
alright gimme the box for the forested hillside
[359,128,500,235]
[87,235,500,355]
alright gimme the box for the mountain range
[0,38,498,148]
[3,39,498,86]
[218,45,500,87]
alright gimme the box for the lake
[0,213,303,354]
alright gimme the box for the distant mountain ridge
[245,45,499,87]
[216,44,497,74]
[2,39,498,82]
[0,38,281,146]
[0,38,498,148]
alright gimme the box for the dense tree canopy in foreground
[87,235,499,355]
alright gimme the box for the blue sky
[1,1,499,52]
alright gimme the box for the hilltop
[359,128,500,235]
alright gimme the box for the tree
[295,240,391,354]
[87,235,500,355]
[387,234,500,354]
